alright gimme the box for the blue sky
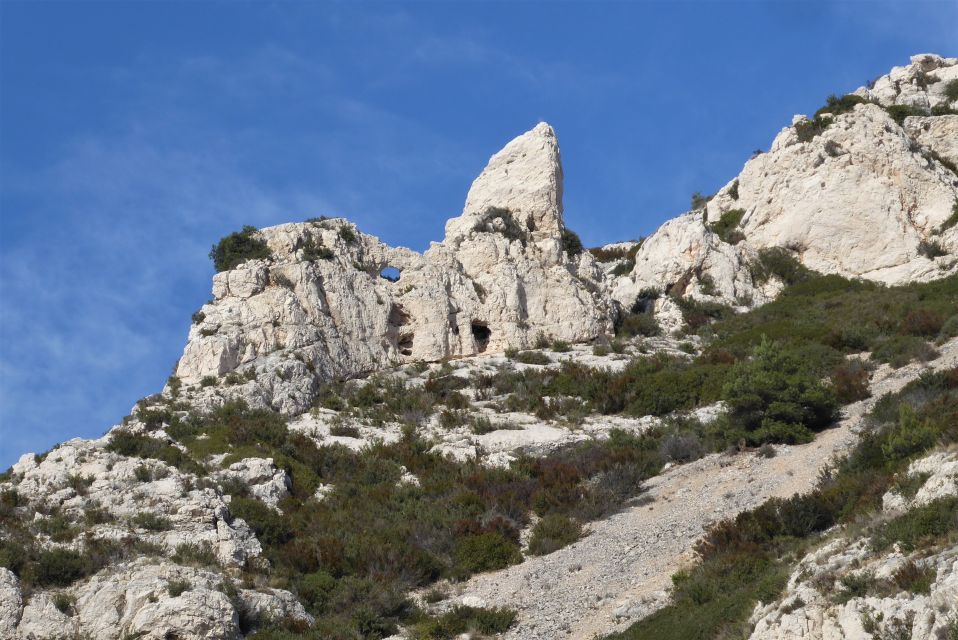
[1,1,955,468]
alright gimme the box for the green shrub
[200,375,218,388]
[52,592,75,615]
[552,340,571,353]
[616,309,660,337]
[945,79,958,102]
[338,226,357,244]
[172,542,218,567]
[871,335,939,368]
[813,94,867,118]
[830,359,871,403]
[301,236,334,261]
[561,228,584,258]
[209,225,272,272]
[872,497,958,551]
[229,497,293,546]
[33,548,89,587]
[721,338,838,445]
[510,350,550,365]
[794,116,830,142]
[884,104,925,125]
[329,423,360,438]
[0,539,28,575]
[751,248,811,286]
[690,192,711,210]
[709,209,746,245]
[454,532,522,573]
[918,239,947,259]
[414,606,517,639]
[527,514,583,556]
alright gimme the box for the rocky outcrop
[174,123,614,415]
[852,53,958,110]
[10,438,262,567]
[905,114,958,168]
[748,451,958,640]
[614,54,958,311]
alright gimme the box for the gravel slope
[442,339,958,640]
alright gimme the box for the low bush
[167,579,192,597]
[527,514,583,556]
[709,209,746,245]
[871,496,958,552]
[229,497,293,546]
[453,532,522,574]
[172,542,218,567]
[131,511,172,532]
[918,239,947,259]
[871,336,939,368]
[891,560,935,594]
[831,359,871,403]
[32,548,90,587]
[209,225,272,272]
[414,605,517,639]
[561,228,584,258]
[508,350,550,365]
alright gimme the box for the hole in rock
[380,266,401,282]
[471,321,491,353]
[398,333,414,356]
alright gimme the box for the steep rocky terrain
[2,54,958,640]
[614,53,958,313]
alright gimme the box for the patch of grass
[506,349,551,366]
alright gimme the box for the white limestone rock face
[852,53,958,110]
[716,103,957,282]
[613,54,958,313]
[71,560,239,640]
[0,569,22,638]
[618,103,958,311]
[611,211,782,309]
[905,114,958,169]
[174,123,614,414]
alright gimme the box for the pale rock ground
[437,338,958,640]
[614,54,958,311]
[9,558,311,640]
[9,438,263,568]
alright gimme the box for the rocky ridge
[614,53,958,311]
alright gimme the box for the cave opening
[471,321,491,352]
